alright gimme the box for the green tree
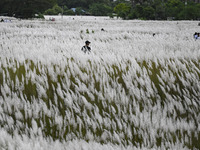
[44,4,62,15]
[89,3,112,16]
[143,6,155,20]
[0,0,56,18]
[186,2,200,20]
[165,0,183,19]
[151,0,166,20]
[44,9,56,15]
[58,5,75,15]
[64,9,75,15]
[75,7,84,15]
[177,2,200,20]
[58,0,112,9]
[53,4,62,14]
[128,9,137,19]
[155,4,166,20]
[114,3,131,19]
[135,4,144,19]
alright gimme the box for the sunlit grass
[0,56,199,149]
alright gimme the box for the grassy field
[0,16,200,150]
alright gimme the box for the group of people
[194,32,200,40]
[0,18,12,22]
[81,31,200,54]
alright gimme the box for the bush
[143,6,155,20]
[114,3,131,19]
[63,9,75,15]
[35,13,45,19]
[44,9,56,15]
[89,3,112,16]
[44,4,62,15]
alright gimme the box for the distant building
[71,8,76,13]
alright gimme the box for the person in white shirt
[194,32,199,40]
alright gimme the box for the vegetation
[0,57,200,149]
[89,3,112,16]
[0,15,200,149]
[0,0,200,20]
[0,0,57,18]
[114,3,131,19]
[115,0,200,20]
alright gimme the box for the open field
[0,16,200,150]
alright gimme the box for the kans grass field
[0,16,200,150]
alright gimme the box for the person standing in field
[81,41,91,53]
[194,32,198,40]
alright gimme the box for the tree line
[0,0,200,20]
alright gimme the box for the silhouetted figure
[194,32,200,40]
[81,41,91,53]
[194,32,198,39]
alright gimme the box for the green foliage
[58,0,112,9]
[64,9,75,15]
[128,9,137,19]
[44,9,56,15]
[53,4,63,14]
[182,2,200,20]
[165,0,183,19]
[75,7,84,15]
[143,6,155,20]
[61,5,75,15]
[89,3,112,16]
[0,0,200,20]
[164,0,200,20]
[44,4,62,15]
[135,4,144,19]
[114,3,131,19]
[151,0,166,20]
[108,12,115,18]
[128,4,144,20]
[0,0,56,18]
[35,13,45,19]
[123,0,200,20]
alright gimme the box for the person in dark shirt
[81,41,91,53]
